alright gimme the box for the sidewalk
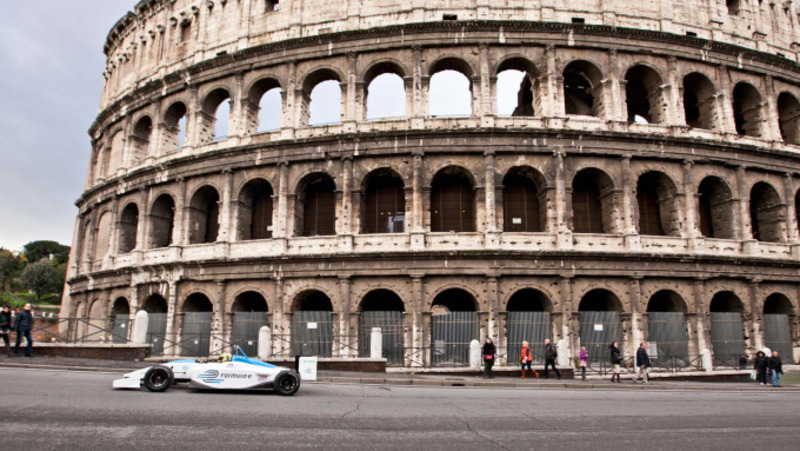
[1,355,796,392]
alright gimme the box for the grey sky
[0,1,132,251]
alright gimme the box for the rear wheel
[144,365,174,392]
[274,371,300,396]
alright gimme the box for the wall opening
[118,203,139,253]
[563,60,603,117]
[148,194,175,248]
[130,116,152,164]
[247,78,282,133]
[778,92,800,145]
[163,102,188,150]
[749,181,784,242]
[362,168,406,234]
[237,179,274,241]
[636,171,680,236]
[366,71,406,120]
[429,58,473,118]
[624,65,664,124]
[188,186,220,244]
[682,73,716,130]
[572,168,615,233]
[697,177,735,239]
[732,82,764,137]
[430,166,475,233]
[297,173,336,236]
[502,167,544,232]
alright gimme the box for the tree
[21,258,57,301]
[22,241,71,266]
[0,248,24,292]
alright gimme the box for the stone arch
[431,288,478,312]
[710,291,745,313]
[496,56,539,117]
[363,61,407,121]
[129,115,153,164]
[141,293,167,313]
[199,87,232,143]
[764,293,794,315]
[429,57,474,117]
[361,168,406,234]
[246,77,282,134]
[697,176,736,239]
[646,290,688,313]
[624,64,665,124]
[359,289,406,312]
[563,60,603,117]
[295,172,336,237]
[162,101,188,150]
[93,211,113,263]
[187,186,220,244]
[578,289,623,312]
[571,167,617,234]
[502,166,546,232]
[232,291,269,312]
[430,165,476,233]
[636,171,680,236]
[117,202,139,253]
[777,92,800,145]
[292,289,334,312]
[750,181,784,243]
[301,67,343,126]
[182,292,214,313]
[236,178,274,241]
[107,129,125,177]
[732,82,765,137]
[148,194,175,248]
[111,296,130,316]
[683,72,717,130]
[506,288,553,312]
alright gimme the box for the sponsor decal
[199,369,223,384]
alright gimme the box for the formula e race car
[112,347,301,396]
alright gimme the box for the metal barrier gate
[579,311,622,365]
[506,311,551,364]
[710,312,745,366]
[647,312,689,362]
[231,312,269,356]
[431,312,478,367]
[763,314,793,361]
[179,312,212,356]
[147,313,168,356]
[359,311,404,366]
[291,311,333,357]
[112,314,131,343]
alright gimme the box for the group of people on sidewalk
[608,341,652,384]
[0,304,34,357]
[480,338,563,380]
[753,350,784,387]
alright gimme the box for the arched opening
[93,212,112,264]
[107,131,125,177]
[188,186,220,244]
[572,168,616,234]
[636,171,680,236]
[497,58,538,117]
[578,289,623,363]
[231,291,269,356]
[180,293,213,357]
[563,60,603,117]
[358,289,405,365]
[291,290,334,357]
[162,102,188,150]
[506,289,552,363]
[118,203,139,254]
[750,182,785,242]
[87,300,107,342]
[362,169,406,234]
[148,194,175,248]
[732,82,765,137]
[303,70,342,126]
[503,167,544,232]
[431,288,478,367]
[777,92,800,145]
[236,179,274,241]
[111,297,131,343]
[429,58,473,118]
[247,78,282,133]
[130,116,152,164]
[365,63,406,120]
[709,291,746,366]
[683,73,716,130]
[297,173,336,237]
[199,88,231,143]
[726,0,742,15]
[430,166,475,233]
[763,293,794,361]
[142,293,168,356]
[697,177,735,239]
[625,65,665,124]
[646,291,689,361]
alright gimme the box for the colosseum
[61,0,800,371]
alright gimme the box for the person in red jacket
[519,341,539,379]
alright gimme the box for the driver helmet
[218,352,232,363]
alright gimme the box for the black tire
[143,365,174,392]
[273,371,301,396]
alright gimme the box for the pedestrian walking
[579,345,589,381]
[13,303,33,357]
[0,305,12,356]
[543,339,561,379]
[482,338,496,379]
[768,351,783,388]
[753,351,768,386]
[609,341,622,383]
[633,342,650,384]
[519,340,539,379]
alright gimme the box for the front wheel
[143,365,174,392]
[273,371,301,396]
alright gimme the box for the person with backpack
[609,341,622,383]
[543,339,561,379]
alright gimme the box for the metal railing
[28,317,134,344]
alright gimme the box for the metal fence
[29,317,134,344]
[647,312,690,361]
[710,312,745,366]
[431,312,479,367]
[763,314,793,361]
[506,312,551,364]
[290,311,333,357]
[579,311,622,364]
[231,312,270,356]
[358,311,405,366]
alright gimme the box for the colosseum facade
[62,0,800,369]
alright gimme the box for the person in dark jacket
[768,351,783,387]
[13,303,33,357]
[543,339,561,379]
[0,305,12,355]
[609,341,622,383]
[633,342,650,384]
[482,338,497,379]
[753,351,768,385]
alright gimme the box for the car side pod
[273,370,301,396]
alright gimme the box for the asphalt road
[1,368,798,450]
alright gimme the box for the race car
[112,346,301,396]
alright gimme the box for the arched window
[148,194,175,248]
[107,131,125,177]
[118,203,139,253]
[709,291,745,365]
[231,291,269,356]
[431,288,478,367]
[683,73,716,130]
[291,290,334,357]
[496,58,538,117]
[750,182,784,242]
[429,58,473,117]
[697,177,735,239]
[365,69,406,120]
[247,78,282,134]
[563,61,603,117]
[572,168,615,233]
[130,116,152,164]
[646,290,689,360]
[636,171,680,236]
[502,167,543,232]
[358,289,405,365]
[303,70,342,126]
[163,102,188,150]
[362,169,406,234]
[180,293,213,357]
[763,293,794,361]
[578,289,622,363]
[199,89,231,143]
[93,212,112,263]
[430,167,475,233]
[237,179,274,241]
[624,65,664,124]
[188,186,220,244]
[298,174,336,236]
[777,92,800,145]
[732,82,764,137]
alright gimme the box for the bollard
[556,339,570,368]
[131,310,149,345]
[257,326,272,360]
[370,327,383,359]
[469,339,481,369]
[701,348,713,372]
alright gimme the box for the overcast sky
[0,1,133,252]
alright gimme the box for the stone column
[484,151,499,248]
[783,174,798,243]
[629,277,644,348]
[186,85,200,148]
[106,197,120,266]
[762,75,781,142]
[339,157,354,251]
[485,275,499,344]
[172,178,187,247]
[135,189,148,252]
[682,161,700,245]
[410,151,425,249]
[411,46,424,122]
[554,150,572,249]
[543,44,560,117]
[230,72,245,138]
[692,279,711,361]
[344,52,358,126]
[606,49,624,121]
[274,162,290,251]
[717,65,734,134]
[737,166,755,253]
[216,170,234,244]
[479,43,492,124]
[748,279,763,352]
[621,155,639,249]
[410,274,424,367]
[558,276,575,357]
[273,278,286,356]
[164,281,179,357]
[338,276,352,358]
[213,281,227,353]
